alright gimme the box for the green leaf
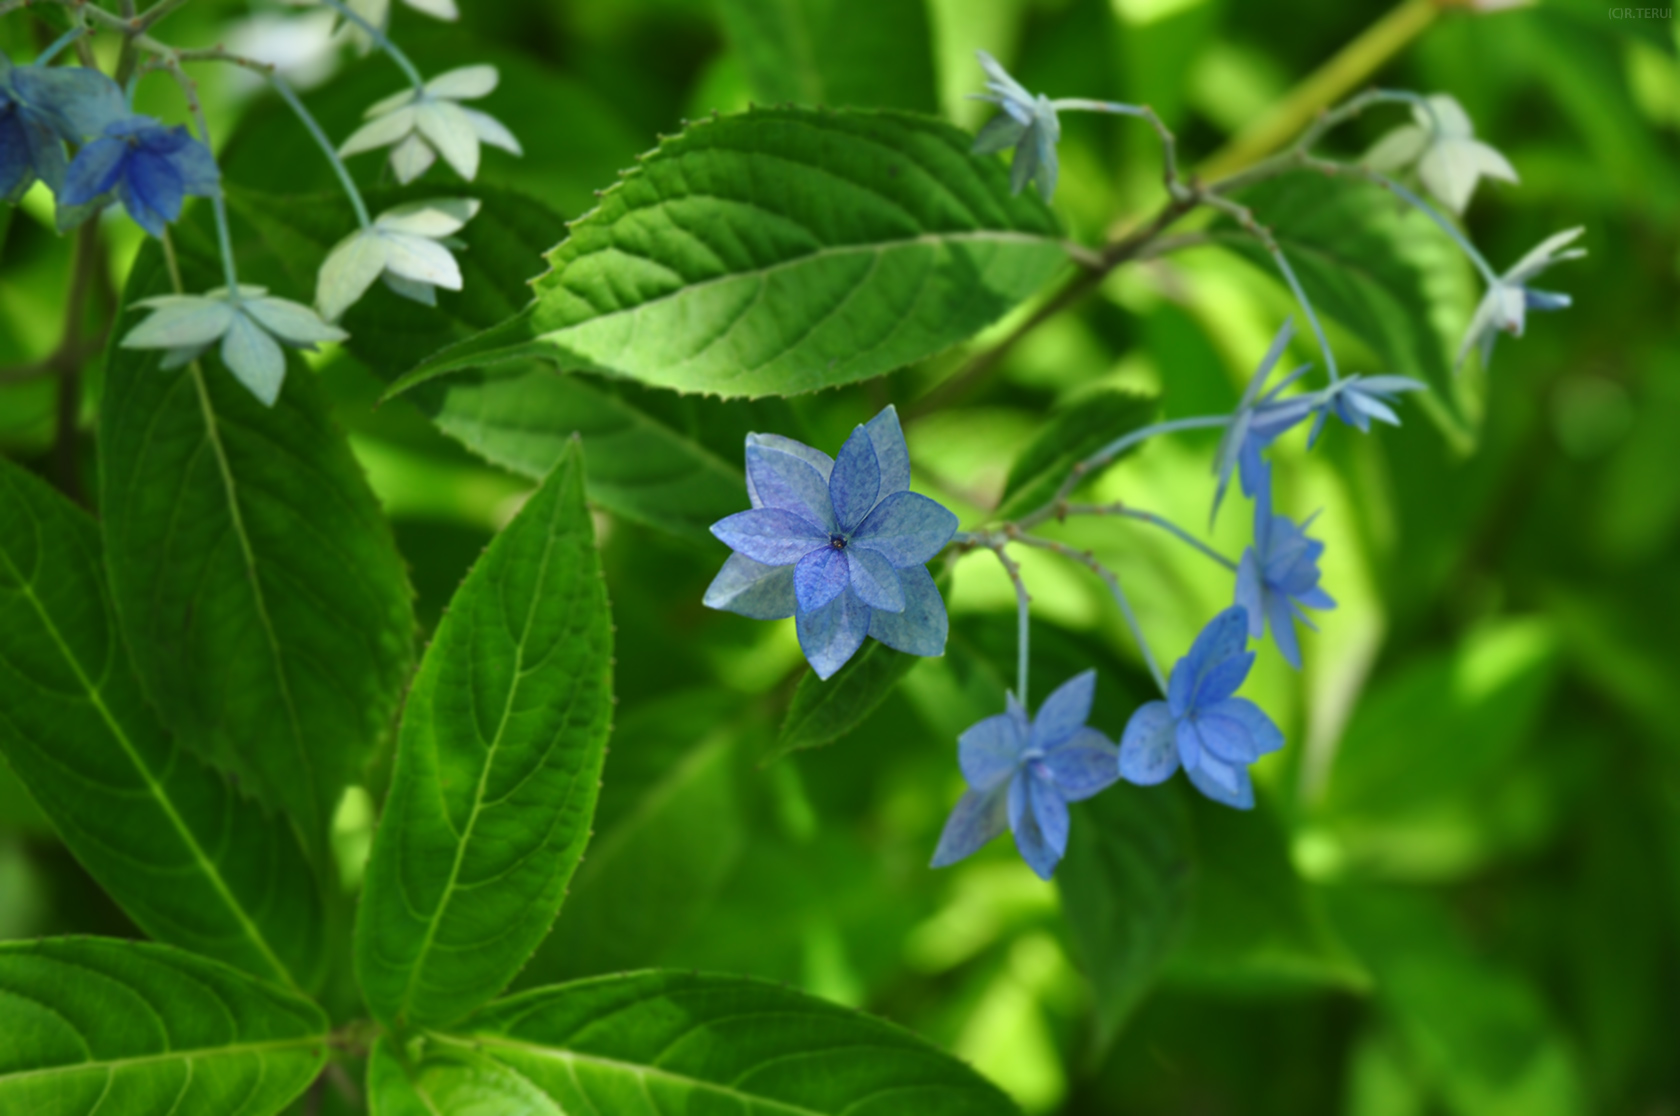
[424,971,1020,1114]
[368,1036,563,1116]
[773,637,923,759]
[355,440,613,1029]
[98,242,415,857]
[1057,782,1193,1051]
[386,107,1068,401]
[0,938,328,1116]
[995,390,1158,520]
[1214,174,1469,434]
[1166,794,1369,993]
[0,459,325,993]
[717,0,940,113]
[519,692,748,985]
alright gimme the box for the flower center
[828,534,847,550]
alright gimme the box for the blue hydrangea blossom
[1119,607,1283,809]
[931,671,1120,880]
[0,54,125,201]
[1304,372,1426,447]
[705,406,958,679]
[62,114,219,238]
[970,50,1062,203]
[1236,469,1335,669]
[1211,318,1315,519]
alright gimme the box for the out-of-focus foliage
[1,0,1676,1114]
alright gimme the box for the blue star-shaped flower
[1304,372,1426,447]
[1457,227,1585,371]
[1118,607,1283,809]
[970,50,1063,203]
[1236,468,1335,669]
[1211,318,1315,521]
[61,114,219,238]
[0,54,125,201]
[705,406,958,679]
[930,670,1120,880]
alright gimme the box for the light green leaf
[1215,174,1470,435]
[355,439,613,1029]
[1057,782,1192,1051]
[368,1036,562,1116]
[426,971,1020,1114]
[386,106,1068,401]
[995,390,1158,520]
[0,938,328,1116]
[717,0,941,113]
[0,459,325,993]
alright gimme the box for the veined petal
[424,64,499,101]
[1029,669,1095,752]
[847,546,905,612]
[794,586,871,680]
[959,711,1027,792]
[121,297,237,350]
[1186,754,1254,809]
[863,405,912,496]
[745,444,835,532]
[794,546,850,614]
[930,785,1009,868]
[850,491,958,567]
[316,230,389,321]
[702,552,796,620]
[1009,768,1069,880]
[1191,712,1259,765]
[461,107,521,154]
[1039,727,1119,802]
[745,432,833,486]
[1168,607,1251,718]
[829,426,882,532]
[379,230,463,289]
[711,507,825,566]
[220,310,287,406]
[415,99,480,180]
[1204,697,1283,759]
[1119,700,1179,785]
[866,563,948,657]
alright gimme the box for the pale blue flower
[931,671,1120,880]
[1211,317,1315,521]
[1118,607,1282,809]
[1364,94,1517,216]
[705,407,958,679]
[62,114,218,238]
[1304,372,1427,447]
[1457,228,1585,370]
[970,50,1063,203]
[0,54,125,201]
[1235,469,1335,669]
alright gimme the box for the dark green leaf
[387,107,1068,401]
[99,242,415,857]
[0,461,325,992]
[355,440,613,1028]
[427,971,1020,1114]
[773,639,923,759]
[0,938,328,1116]
[1215,174,1469,435]
[1058,782,1193,1051]
[995,390,1158,520]
[717,0,940,112]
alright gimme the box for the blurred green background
[1,1,1677,1113]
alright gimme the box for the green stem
[317,0,426,88]
[271,76,373,228]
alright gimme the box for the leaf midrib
[0,502,300,995]
[0,1037,324,1086]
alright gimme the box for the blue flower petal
[61,134,126,206]
[1191,711,1259,765]
[1174,717,1201,770]
[1119,700,1179,785]
[0,116,32,200]
[794,545,850,613]
[1029,669,1095,751]
[702,552,796,619]
[795,585,871,679]
[1265,591,1301,669]
[846,545,905,612]
[930,785,1009,868]
[864,405,912,497]
[745,433,832,496]
[828,426,882,532]
[972,112,1027,155]
[12,65,126,140]
[710,507,826,566]
[1039,727,1119,802]
[1010,767,1069,880]
[851,491,958,567]
[1194,649,1255,708]
[1205,697,1284,759]
[1169,607,1252,717]
[746,444,836,532]
[959,711,1027,792]
[1235,550,1264,640]
[127,147,186,226]
[117,174,167,238]
[168,134,219,196]
[20,112,66,193]
[866,564,948,658]
[1186,754,1255,810]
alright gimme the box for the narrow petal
[930,785,1009,868]
[866,564,948,657]
[1039,727,1119,802]
[1174,718,1201,771]
[794,586,871,680]
[1469,139,1518,185]
[415,100,480,180]
[1235,550,1265,640]
[316,231,389,321]
[375,197,480,237]
[219,311,287,406]
[847,546,905,613]
[863,405,912,496]
[1028,669,1095,752]
[971,112,1027,156]
[363,86,419,119]
[121,298,237,350]
[959,713,1027,792]
[702,552,796,620]
[338,105,417,156]
[117,176,167,238]
[828,426,882,532]
[1168,607,1250,718]
[242,297,347,346]
[850,491,958,567]
[1008,124,1039,196]
[424,64,499,100]
[711,507,825,566]
[794,546,850,613]
[462,107,521,154]
[1195,649,1255,708]
[1186,754,1255,809]
[1119,701,1179,785]
[1009,769,1069,880]
[745,444,835,532]
[1205,697,1284,759]
[1266,591,1302,669]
